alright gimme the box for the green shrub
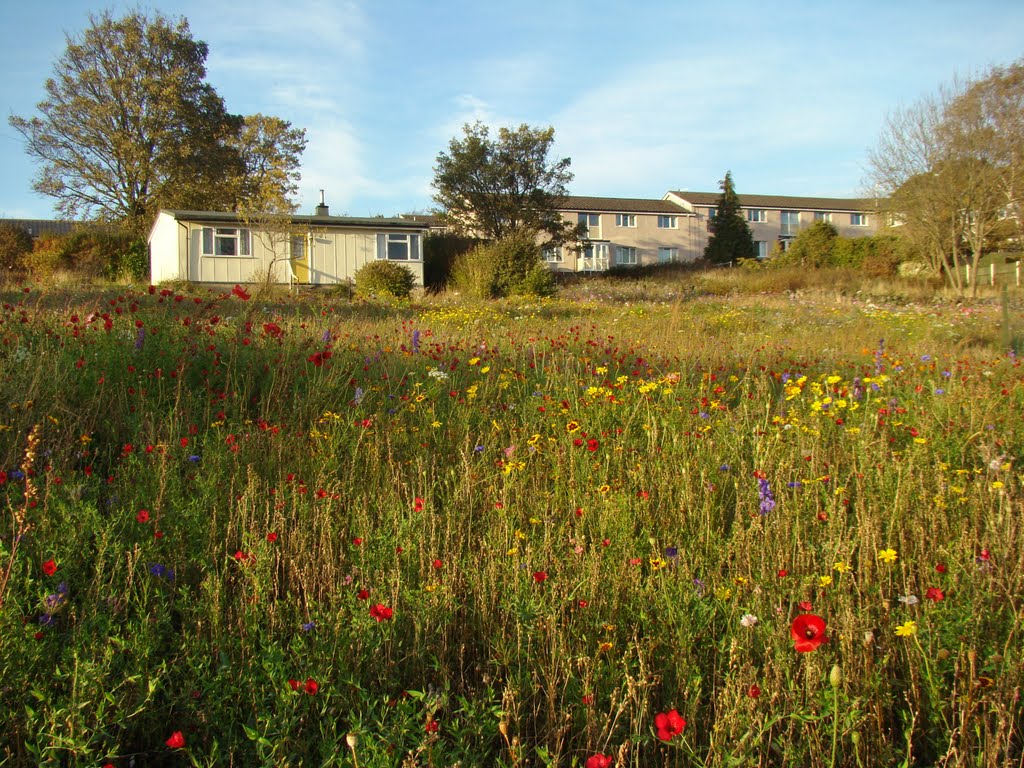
[771,221,838,269]
[0,223,33,274]
[23,234,68,280]
[450,230,554,299]
[354,260,416,299]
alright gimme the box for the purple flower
[411,329,420,353]
[758,478,776,516]
[302,621,316,632]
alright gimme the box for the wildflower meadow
[0,279,1021,766]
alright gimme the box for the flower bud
[829,664,842,689]
[850,731,861,747]
[346,733,359,749]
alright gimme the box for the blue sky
[2,0,1022,220]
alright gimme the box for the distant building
[665,191,881,261]
[0,218,79,240]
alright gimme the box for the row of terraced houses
[4,190,882,286]
[539,191,880,273]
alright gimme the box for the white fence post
[965,264,971,287]
[1017,261,1020,288]
[991,263,996,286]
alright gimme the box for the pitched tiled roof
[558,195,692,215]
[668,191,878,212]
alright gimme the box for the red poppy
[414,497,425,511]
[925,587,945,602]
[136,509,150,523]
[432,559,443,570]
[369,604,393,622]
[42,559,57,576]
[266,532,278,543]
[654,708,687,741]
[935,562,947,573]
[304,678,319,695]
[231,284,251,300]
[748,684,762,699]
[352,537,363,547]
[425,719,439,733]
[586,438,600,452]
[791,613,827,652]
[533,571,548,583]
[585,754,613,768]
[777,569,788,578]
[288,679,300,691]
[798,600,813,611]
[357,589,370,600]
[165,731,185,749]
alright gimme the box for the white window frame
[658,247,678,263]
[780,211,801,235]
[615,246,638,266]
[615,213,636,228]
[578,213,601,238]
[814,212,833,223]
[201,226,251,257]
[375,232,421,261]
[851,213,868,226]
[543,246,563,263]
[747,209,766,223]
[754,241,768,260]
[657,215,678,229]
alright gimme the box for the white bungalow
[148,202,428,286]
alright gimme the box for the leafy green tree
[9,11,305,236]
[432,122,577,245]
[703,171,755,264]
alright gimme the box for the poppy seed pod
[830,664,842,688]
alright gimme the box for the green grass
[0,278,1021,766]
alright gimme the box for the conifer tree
[704,171,755,264]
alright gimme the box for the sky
[1,0,1023,221]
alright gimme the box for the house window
[658,215,678,229]
[543,246,563,263]
[376,232,421,261]
[658,247,678,263]
[754,241,768,260]
[747,209,766,223]
[578,213,601,238]
[201,227,251,257]
[615,246,638,266]
[814,212,833,223]
[707,208,717,219]
[615,214,636,227]
[851,213,868,226]
[290,235,306,258]
[780,211,800,236]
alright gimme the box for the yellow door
[290,235,310,283]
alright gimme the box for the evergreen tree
[704,171,755,264]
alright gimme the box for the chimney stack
[314,189,329,217]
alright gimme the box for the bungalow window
[376,232,421,261]
[201,227,251,257]
[851,213,868,226]
[814,212,833,223]
[615,214,636,227]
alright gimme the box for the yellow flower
[895,620,917,637]
[991,481,1004,489]
[819,575,833,588]
[480,366,491,374]
[878,548,898,564]
[833,561,852,574]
